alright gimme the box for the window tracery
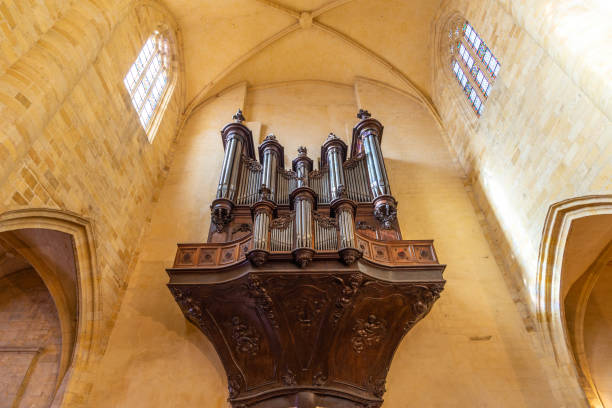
[449,21,500,116]
[124,32,172,141]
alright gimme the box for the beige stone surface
[433,0,612,314]
[0,0,609,406]
[0,269,61,408]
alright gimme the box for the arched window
[449,21,500,116]
[124,32,172,141]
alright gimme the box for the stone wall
[432,0,612,313]
[85,80,566,407]
[0,269,61,407]
[0,0,184,350]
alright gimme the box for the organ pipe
[259,134,283,202]
[353,109,397,230]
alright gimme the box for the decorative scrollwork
[170,287,207,332]
[233,109,245,122]
[232,223,252,234]
[279,168,296,178]
[314,212,338,229]
[282,370,297,386]
[357,109,371,119]
[232,316,260,356]
[246,276,279,328]
[403,284,444,332]
[351,315,387,353]
[309,168,327,179]
[270,212,294,229]
[228,374,241,399]
[313,371,328,386]
[368,376,387,398]
[343,154,365,169]
[332,273,364,326]
[243,155,262,171]
[374,203,397,230]
[356,221,376,231]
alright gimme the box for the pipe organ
[167,109,445,408]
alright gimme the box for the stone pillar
[211,109,252,232]
[258,134,284,202]
[353,109,397,229]
[291,147,316,267]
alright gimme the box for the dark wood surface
[168,256,444,408]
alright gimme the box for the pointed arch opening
[0,209,102,407]
[537,195,612,407]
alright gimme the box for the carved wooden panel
[168,262,444,408]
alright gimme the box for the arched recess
[432,9,478,125]
[0,208,101,407]
[536,195,612,407]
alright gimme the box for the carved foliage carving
[313,371,328,386]
[170,287,207,333]
[228,375,242,399]
[246,276,279,328]
[282,370,296,386]
[351,315,387,353]
[314,212,338,229]
[243,155,262,171]
[333,273,364,326]
[270,212,294,229]
[368,376,386,399]
[232,316,260,356]
[232,223,252,234]
[403,284,444,333]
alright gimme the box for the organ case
[167,109,445,408]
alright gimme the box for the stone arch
[0,208,101,407]
[536,195,612,406]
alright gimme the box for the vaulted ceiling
[160,0,442,111]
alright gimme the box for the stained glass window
[124,33,172,140]
[449,21,500,116]
[452,60,484,115]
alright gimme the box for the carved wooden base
[292,247,315,268]
[167,260,444,408]
[339,247,362,265]
[247,249,269,266]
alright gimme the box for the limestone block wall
[0,269,62,407]
[85,80,567,407]
[0,0,73,76]
[432,0,612,312]
[0,0,184,353]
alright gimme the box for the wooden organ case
[167,109,445,408]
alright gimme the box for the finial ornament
[357,109,371,120]
[297,146,307,156]
[233,109,245,123]
[265,133,277,141]
[327,132,339,140]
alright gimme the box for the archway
[537,195,612,407]
[0,209,101,407]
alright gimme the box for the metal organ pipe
[259,134,282,202]
[354,109,397,231]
